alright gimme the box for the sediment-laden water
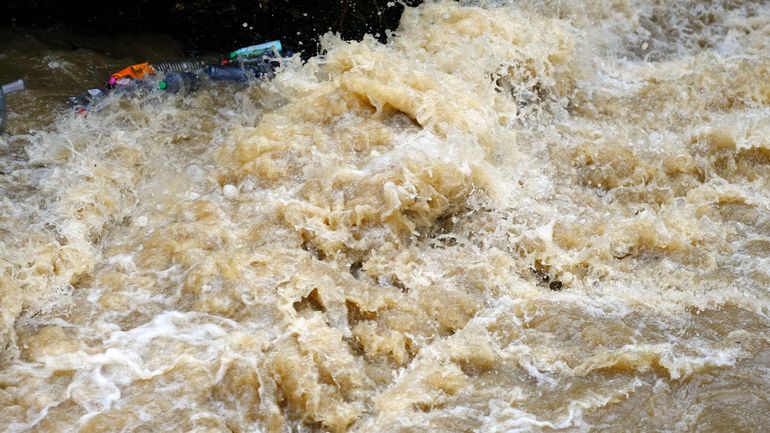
[2,1,770,431]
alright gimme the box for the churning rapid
[2,0,770,431]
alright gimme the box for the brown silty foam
[2,1,770,431]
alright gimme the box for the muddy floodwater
[2,1,770,431]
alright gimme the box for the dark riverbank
[2,0,422,56]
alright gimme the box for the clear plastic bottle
[111,77,154,94]
[68,88,106,112]
[158,72,199,93]
[0,79,25,133]
[205,66,252,82]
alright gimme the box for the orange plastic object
[108,62,156,85]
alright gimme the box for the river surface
[2,1,770,431]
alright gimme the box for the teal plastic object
[229,40,282,60]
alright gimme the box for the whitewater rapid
[2,1,770,431]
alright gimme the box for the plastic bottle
[111,77,154,94]
[0,79,25,133]
[225,46,290,80]
[249,56,282,78]
[68,88,106,111]
[205,65,252,82]
[158,72,199,94]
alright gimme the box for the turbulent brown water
[2,1,770,431]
